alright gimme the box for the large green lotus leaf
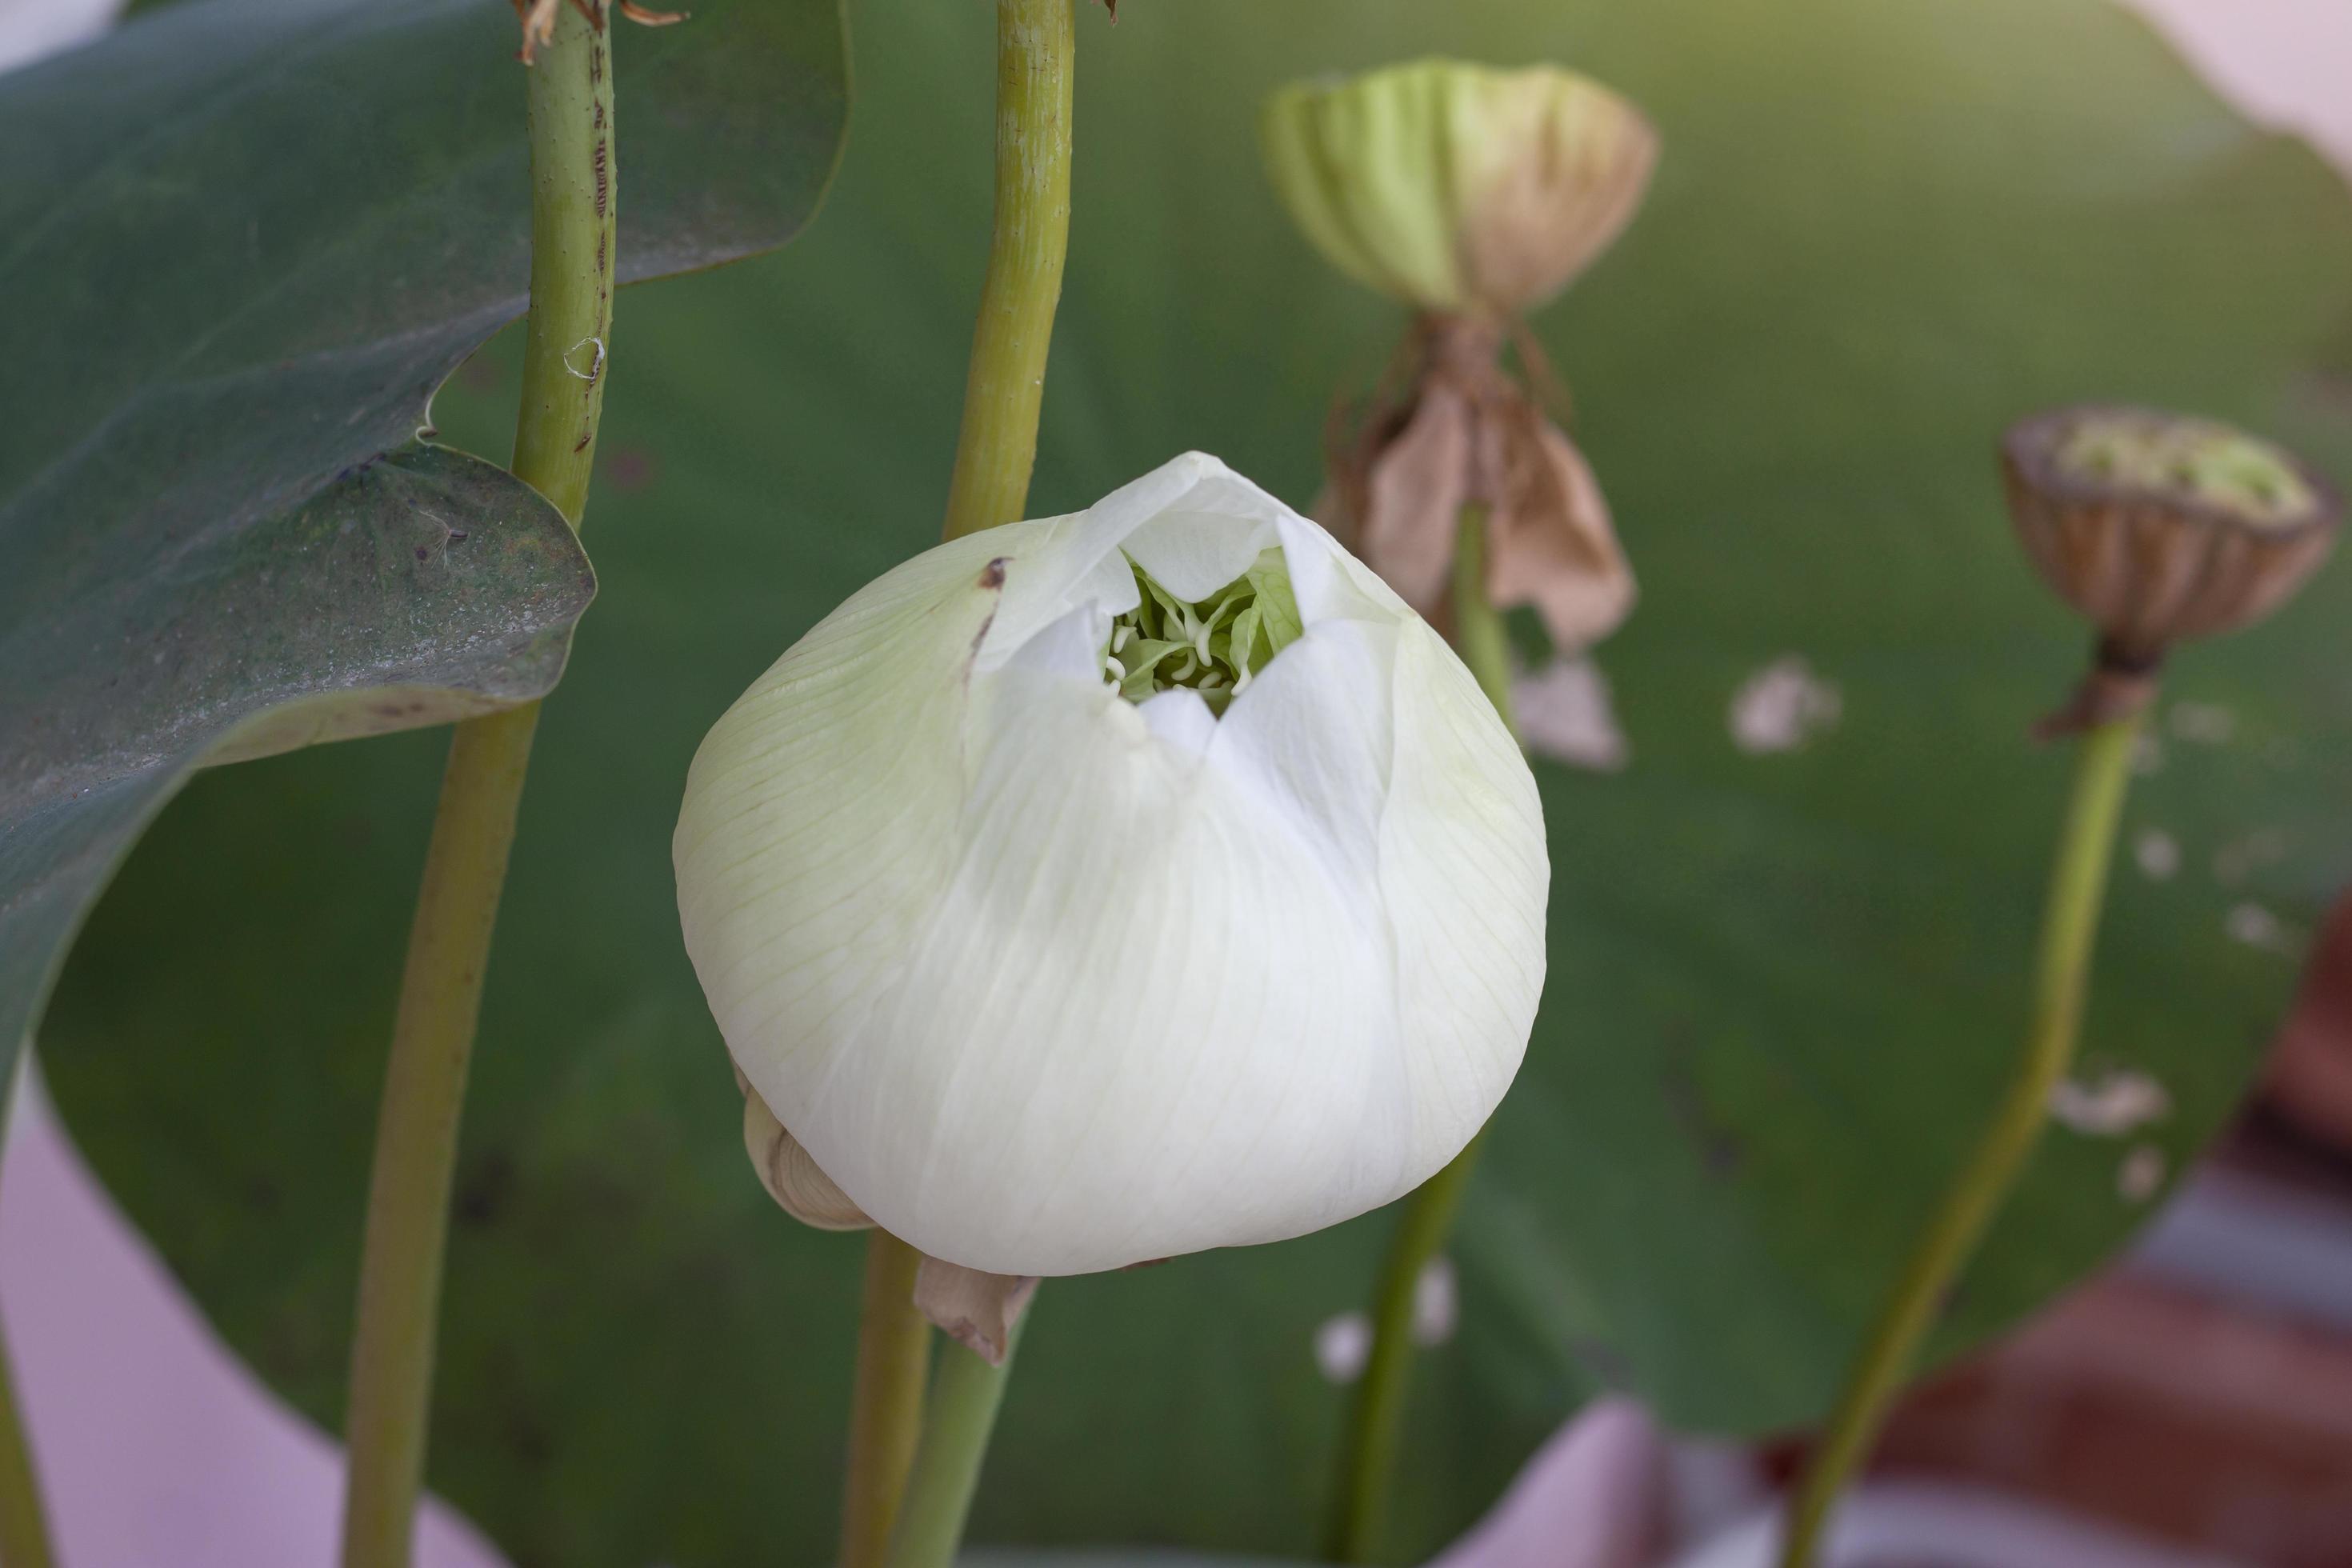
[0,0,846,1081]
[39,0,2352,1562]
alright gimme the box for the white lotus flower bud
[674,453,1548,1278]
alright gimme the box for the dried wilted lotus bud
[1265,61,1655,657]
[2004,406,2338,730]
[1261,61,1658,322]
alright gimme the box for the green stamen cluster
[2057,411,2317,527]
[1103,547,1304,714]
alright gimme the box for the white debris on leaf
[2168,702,2238,745]
[2118,1144,2167,1202]
[1410,1255,1458,1346]
[1512,655,1630,772]
[2226,902,2302,954]
[2133,830,2180,882]
[2131,730,2166,776]
[1728,657,1841,754]
[1315,1312,1373,1383]
[2048,1070,2172,1136]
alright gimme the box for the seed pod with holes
[2002,406,2340,730]
[674,454,1546,1278]
[2004,406,2339,659]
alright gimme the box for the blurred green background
[34,0,2352,1562]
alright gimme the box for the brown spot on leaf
[602,444,657,492]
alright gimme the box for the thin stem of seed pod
[1446,504,1514,719]
[1777,708,2145,1568]
[885,1319,1030,1568]
[1326,506,1514,1565]
[0,1245,53,1568]
[939,0,1075,540]
[842,0,1077,1553]
[840,1234,933,1568]
[338,9,615,1566]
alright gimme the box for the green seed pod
[2003,405,2338,664]
[1261,59,1658,320]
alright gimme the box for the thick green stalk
[338,10,614,1566]
[841,1234,934,1568]
[0,1289,51,1568]
[1326,507,1514,1564]
[1778,710,2144,1568]
[885,1318,1029,1568]
[841,1,1075,1556]
[940,0,1074,540]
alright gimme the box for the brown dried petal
[2032,658,2163,742]
[740,1082,872,1231]
[512,0,559,61]
[1482,413,1637,651]
[913,1256,1038,1366]
[1459,75,1660,316]
[1360,382,1476,618]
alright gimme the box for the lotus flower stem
[940,0,1074,541]
[1778,709,2144,1568]
[1326,1135,1483,1564]
[1326,506,1516,1563]
[339,7,616,1565]
[840,0,1073,1554]
[0,1286,53,1568]
[841,1234,934,1568]
[885,1315,1030,1568]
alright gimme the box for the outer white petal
[676,454,1548,1277]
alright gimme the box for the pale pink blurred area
[1427,1402,1668,1568]
[2123,0,2352,170]
[0,1071,506,1567]
[5,0,2351,1564]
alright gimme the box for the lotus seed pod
[2004,406,2338,663]
[674,454,1548,1278]
[1261,59,1658,319]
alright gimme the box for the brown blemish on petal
[965,558,1010,667]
